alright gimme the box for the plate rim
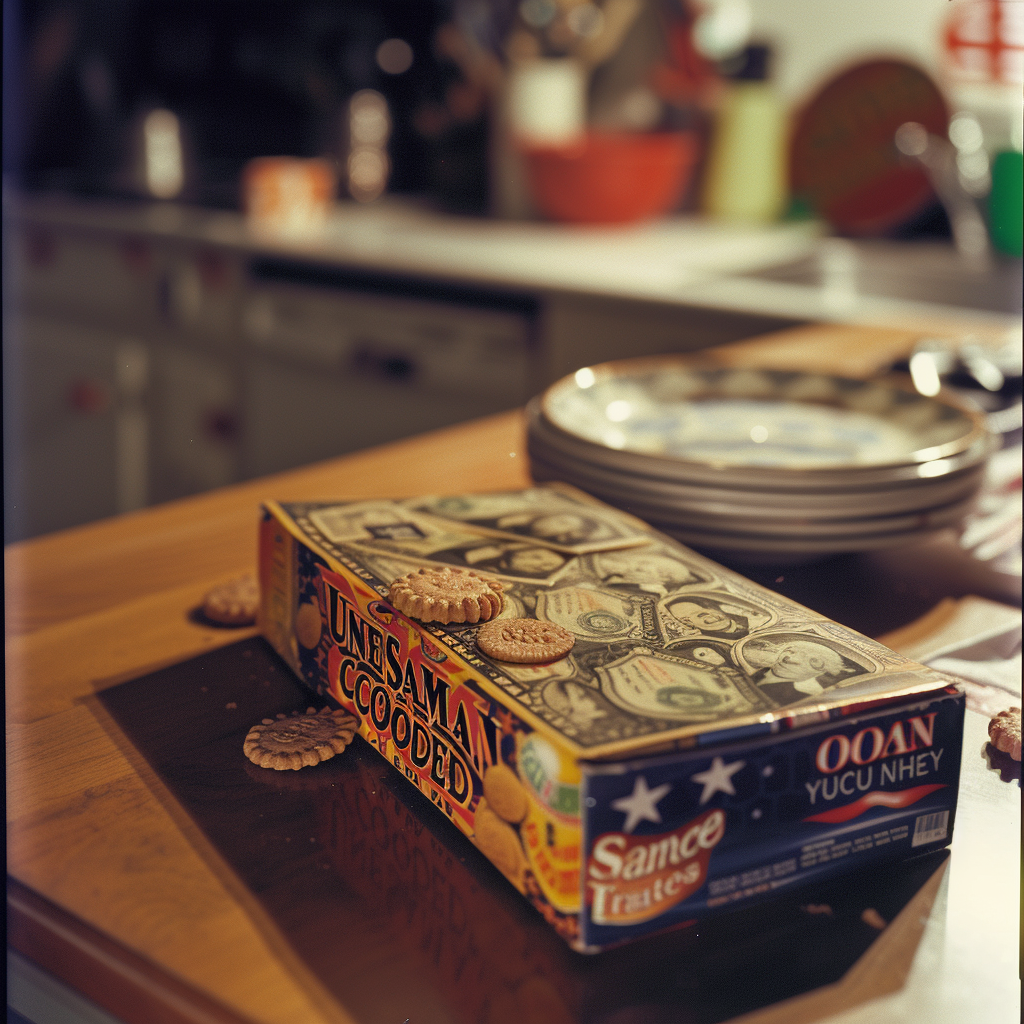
[538,357,991,478]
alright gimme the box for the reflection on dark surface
[97,637,948,1024]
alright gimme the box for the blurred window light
[520,0,557,30]
[350,89,391,146]
[376,38,413,75]
[958,2,993,44]
[909,351,943,397]
[894,121,929,158]
[348,149,389,203]
[917,459,952,479]
[615,87,662,131]
[957,149,991,196]
[348,90,391,202]
[605,400,632,422]
[693,0,752,61]
[143,109,184,199]
[949,113,984,153]
[999,47,1024,83]
[567,3,604,40]
[1004,0,1024,45]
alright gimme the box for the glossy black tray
[95,637,948,1024]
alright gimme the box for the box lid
[265,485,955,761]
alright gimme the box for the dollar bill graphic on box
[258,483,964,952]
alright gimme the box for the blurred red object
[523,133,698,225]
[944,0,1024,85]
[790,61,949,236]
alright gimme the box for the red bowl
[523,132,698,225]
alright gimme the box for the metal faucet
[894,121,992,263]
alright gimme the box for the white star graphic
[611,776,672,833]
[691,756,745,805]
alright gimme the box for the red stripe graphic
[804,784,946,824]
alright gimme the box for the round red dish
[790,60,949,236]
[523,132,698,225]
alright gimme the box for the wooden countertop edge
[7,876,259,1024]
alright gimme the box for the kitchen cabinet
[240,274,535,477]
[149,342,241,501]
[5,312,148,540]
[2,197,803,541]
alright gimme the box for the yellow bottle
[703,45,788,223]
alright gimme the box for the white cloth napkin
[881,596,1022,717]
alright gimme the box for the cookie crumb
[989,707,1021,761]
[861,908,887,930]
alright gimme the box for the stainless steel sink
[742,239,1023,315]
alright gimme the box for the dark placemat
[96,637,947,1024]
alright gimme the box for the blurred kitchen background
[3,0,1022,542]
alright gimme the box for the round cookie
[295,600,323,649]
[989,707,1021,761]
[483,763,529,824]
[244,706,358,770]
[202,574,259,626]
[474,799,527,891]
[477,618,575,664]
[389,566,504,624]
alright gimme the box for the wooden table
[7,325,1020,1024]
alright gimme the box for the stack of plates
[526,357,994,563]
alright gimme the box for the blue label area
[580,689,964,949]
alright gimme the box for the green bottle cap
[989,150,1023,258]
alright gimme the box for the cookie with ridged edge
[202,574,259,625]
[389,566,504,624]
[244,706,358,770]
[477,617,575,663]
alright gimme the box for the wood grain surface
[6,323,1018,1024]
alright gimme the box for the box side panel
[579,687,965,949]
[258,505,586,946]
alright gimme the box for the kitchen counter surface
[6,324,1020,1024]
[9,192,1020,335]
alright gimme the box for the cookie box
[257,485,965,952]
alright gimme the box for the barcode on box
[912,810,949,847]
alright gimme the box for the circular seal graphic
[577,609,630,635]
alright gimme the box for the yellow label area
[259,513,298,673]
[517,734,581,913]
[521,800,581,913]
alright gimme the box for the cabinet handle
[66,378,111,415]
[203,408,240,443]
[352,346,417,382]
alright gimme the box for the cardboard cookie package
[257,484,965,952]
